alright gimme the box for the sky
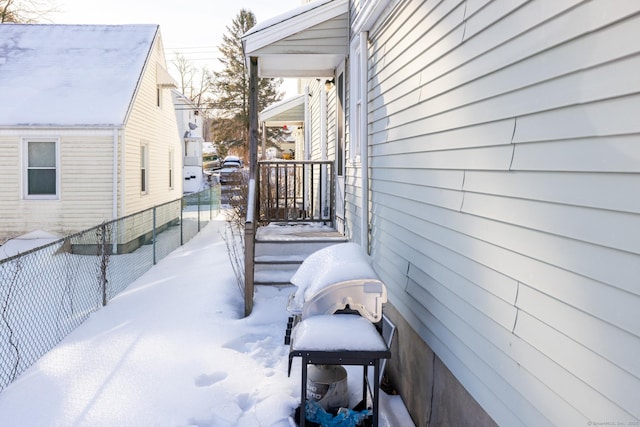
[51,0,304,95]
[0,214,415,426]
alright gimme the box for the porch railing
[243,160,335,316]
[257,160,334,224]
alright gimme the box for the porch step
[255,240,346,258]
[253,224,347,286]
[254,266,299,286]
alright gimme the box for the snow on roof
[0,24,158,127]
[242,0,333,38]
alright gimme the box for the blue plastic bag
[305,401,370,427]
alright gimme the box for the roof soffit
[243,0,349,78]
[259,94,305,126]
[243,0,347,54]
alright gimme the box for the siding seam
[404,260,411,291]
[508,117,518,170]
[512,281,521,334]
[426,351,436,427]
[460,170,466,212]
[461,0,468,42]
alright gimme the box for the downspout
[359,32,370,253]
[112,127,123,254]
[261,122,266,160]
[120,127,126,222]
[112,128,119,221]
[304,84,311,160]
[320,83,327,161]
[304,84,311,213]
[320,82,328,218]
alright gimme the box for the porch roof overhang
[242,0,349,78]
[259,94,305,127]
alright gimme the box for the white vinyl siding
[0,130,115,241]
[360,0,640,425]
[346,0,397,246]
[0,27,181,242]
[303,78,338,220]
[123,36,181,215]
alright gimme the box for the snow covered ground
[0,214,414,426]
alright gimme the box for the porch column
[245,56,259,317]
[249,56,259,180]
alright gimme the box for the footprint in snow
[222,333,266,353]
[194,371,228,387]
[236,392,254,411]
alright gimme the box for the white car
[222,155,242,167]
[218,156,245,185]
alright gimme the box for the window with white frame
[141,144,149,194]
[23,138,59,199]
[168,149,174,189]
[349,33,368,162]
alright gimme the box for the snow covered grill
[284,243,391,427]
[285,243,387,330]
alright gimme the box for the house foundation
[384,303,497,427]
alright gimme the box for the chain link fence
[0,186,220,393]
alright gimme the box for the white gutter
[304,85,311,160]
[120,128,126,219]
[112,127,121,254]
[113,128,121,220]
[303,84,311,213]
[320,84,327,161]
[320,83,328,218]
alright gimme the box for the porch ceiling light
[325,78,335,92]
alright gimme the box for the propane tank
[306,364,349,412]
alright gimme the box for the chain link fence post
[97,222,109,307]
[152,206,157,265]
[197,191,201,232]
[180,198,184,246]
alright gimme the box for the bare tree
[0,0,57,23]
[173,53,195,96]
[172,53,214,107]
[172,53,215,141]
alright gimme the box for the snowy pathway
[0,215,413,426]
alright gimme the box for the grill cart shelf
[288,315,391,427]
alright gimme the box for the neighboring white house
[172,89,205,193]
[0,24,182,244]
[244,0,640,425]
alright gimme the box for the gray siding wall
[303,78,338,219]
[363,0,640,425]
[343,33,363,245]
